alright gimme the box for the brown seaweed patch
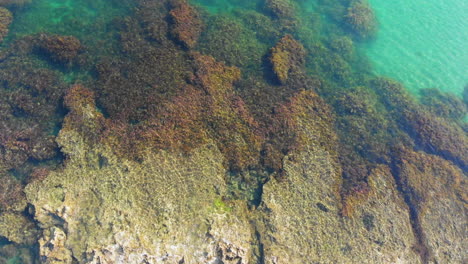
[269,35,306,84]
[34,34,83,66]
[168,0,203,49]
[419,88,467,121]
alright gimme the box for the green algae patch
[213,197,232,213]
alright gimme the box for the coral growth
[269,35,306,84]
[0,6,12,43]
[168,0,203,48]
[343,0,377,39]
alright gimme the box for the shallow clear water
[366,0,467,96]
[0,0,466,263]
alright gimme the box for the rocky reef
[0,0,466,263]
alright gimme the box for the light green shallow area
[366,0,467,96]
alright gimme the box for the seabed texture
[0,0,466,263]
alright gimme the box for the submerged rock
[269,35,305,84]
[0,7,12,43]
[264,0,295,20]
[344,0,377,39]
[394,149,467,263]
[168,0,203,48]
[260,150,421,263]
[372,78,468,170]
[257,89,420,263]
[420,88,467,120]
[35,34,83,65]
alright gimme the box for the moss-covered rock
[263,0,297,32]
[264,0,295,20]
[0,244,36,264]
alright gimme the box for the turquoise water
[366,0,467,96]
